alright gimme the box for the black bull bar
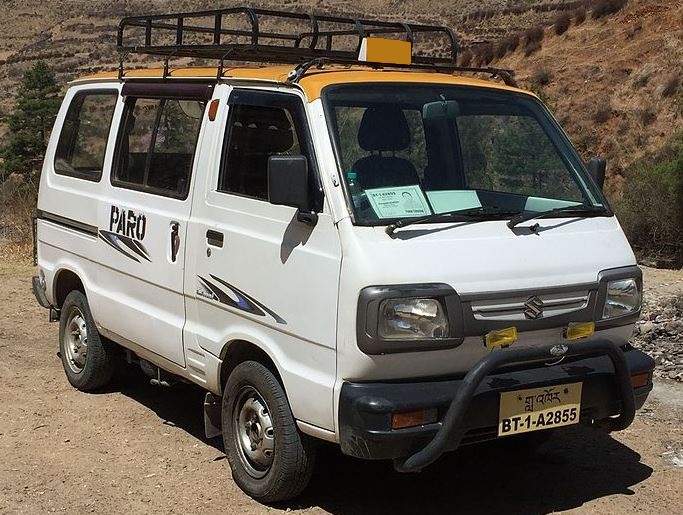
[392,340,636,472]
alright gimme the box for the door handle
[170,222,180,262]
[206,229,224,248]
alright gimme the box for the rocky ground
[632,267,683,382]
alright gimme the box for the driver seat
[352,106,420,190]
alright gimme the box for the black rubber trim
[122,82,214,100]
[36,209,98,237]
[390,339,638,472]
[357,284,464,354]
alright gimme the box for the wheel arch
[53,268,85,309]
[219,339,285,394]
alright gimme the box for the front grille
[470,289,590,322]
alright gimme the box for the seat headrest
[230,105,294,154]
[358,106,410,152]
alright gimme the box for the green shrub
[662,73,681,98]
[459,48,473,67]
[532,67,552,86]
[574,6,587,24]
[614,132,683,267]
[554,13,571,35]
[592,0,627,20]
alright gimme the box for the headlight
[602,278,641,319]
[378,298,449,339]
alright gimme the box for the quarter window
[54,91,118,180]
[113,97,205,198]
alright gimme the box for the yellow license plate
[498,382,582,437]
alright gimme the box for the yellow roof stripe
[72,65,531,100]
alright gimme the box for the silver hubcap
[233,387,274,478]
[63,308,88,374]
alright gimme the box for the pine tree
[0,61,61,181]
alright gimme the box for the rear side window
[113,97,205,199]
[54,91,118,181]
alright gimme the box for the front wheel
[222,361,316,503]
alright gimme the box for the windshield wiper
[385,206,519,236]
[507,204,608,229]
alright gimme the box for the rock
[640,321,655,334]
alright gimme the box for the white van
[33,8,655,503]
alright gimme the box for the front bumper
[339,340,654,471]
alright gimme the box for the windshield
[323,84,606,225]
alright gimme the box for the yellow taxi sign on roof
[358,37,412,65]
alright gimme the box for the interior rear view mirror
[422,99,460,121]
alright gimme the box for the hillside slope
[496,0,683,193]
[0,0,681,191]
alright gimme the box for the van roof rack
[117,7,516,86]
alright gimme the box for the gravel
[631,289,683,382]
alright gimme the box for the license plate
[498,382,582,437]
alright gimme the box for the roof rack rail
[117,7,459,67]
[116,7,516,86]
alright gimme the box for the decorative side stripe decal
[197,275,287,325]
[99,230,151,263]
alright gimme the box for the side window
[54,91,118,180]
[218,94,314,203]
[113,97,205,198]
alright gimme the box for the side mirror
[268,155,318,225]
[587,156,606,190]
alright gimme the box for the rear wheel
[222,360,316,503]
[59,290,116,391]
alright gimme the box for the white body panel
[36,78,639,439]
[183,85,341,429]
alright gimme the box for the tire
[222,360,316,503]
[59,290,116,391]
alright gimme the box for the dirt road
[1,261,681,514]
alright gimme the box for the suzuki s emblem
[523,296,544,319]
[550,344,569,357]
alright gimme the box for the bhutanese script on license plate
[498,382,582,436]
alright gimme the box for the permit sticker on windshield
[365,185,431,219]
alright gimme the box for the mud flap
[204,392,222,439]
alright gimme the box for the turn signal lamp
[391,408,438,430]
[630,372,650,388]
[485,327,517,349]
[565,321,595,341]
[358,37,412,65]
[208,99,220,121]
